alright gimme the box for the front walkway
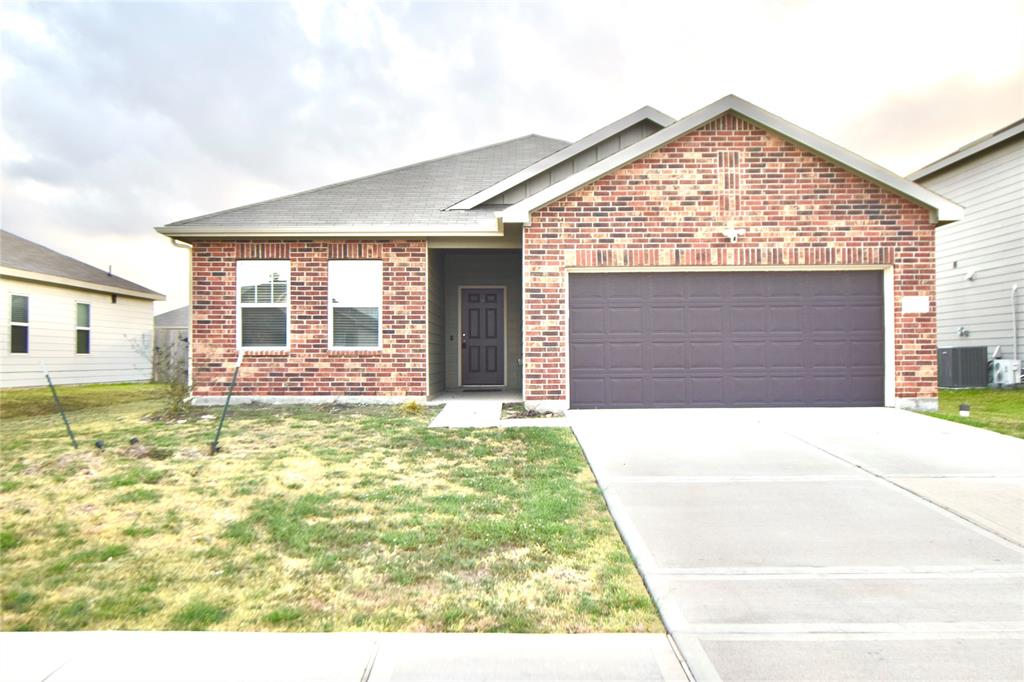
[0,632,686,682]
[569,407,1024,681]
[428,391,569,428]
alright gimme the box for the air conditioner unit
[991,359,1022,387]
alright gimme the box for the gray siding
[492,121,660,205]
[427,250,445,396]
[918,135,1024,357]
[442,253,522,390]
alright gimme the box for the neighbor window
[237,260,289,348]
[76,303,91,354]
[328,260,382,348]
[10,295,28,354]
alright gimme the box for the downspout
[168,237,194,391]
[1013,283,1020,361]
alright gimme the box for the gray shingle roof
[154,305,189,328]
[165,134,568,229]
[1,230,163,299]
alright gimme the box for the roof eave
[907,120,1024,181]
[155,222,507,240]
[0,266,165,301]
[500,95,963,227]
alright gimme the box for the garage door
[568,271,884,408]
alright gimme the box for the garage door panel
[608,377,644,406]
[607,307,643,333]
[730,306,767,332]
[651,306,685,332]
[569,271,884,408]
[569,341,605,370]
[687,307,724,333]
[608,342,644,370]
[651,342,685,370]
[570,307,605,334]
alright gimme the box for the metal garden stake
[210,352,244,454]
[42,363,77,449]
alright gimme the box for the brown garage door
[568,271,884,408]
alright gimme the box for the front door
[461,288,505,386]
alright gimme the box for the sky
[2,0,1022,313]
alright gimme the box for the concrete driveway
[569,407,1024,682]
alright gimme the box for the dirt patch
[501,402,564,420]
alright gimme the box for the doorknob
[461,330,467,349]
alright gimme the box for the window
[10,295,28,354]
[237,260,289,348]
[76,303,91,354]
[329,260,382,349]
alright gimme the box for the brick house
[157,96,961,411]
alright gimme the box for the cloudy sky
[3,0,1022,312]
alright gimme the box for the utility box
[937,347,989,388]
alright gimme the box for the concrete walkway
[428,392,569,428]
[0,632,686,682]
[570,407,1024,682]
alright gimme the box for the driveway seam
[784,430,1024,551]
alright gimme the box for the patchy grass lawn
[927,388,1024,439]
[0,384,660,633]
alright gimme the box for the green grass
[928,388,1024,439]
[0,383,660,633]
[0,382,165,419]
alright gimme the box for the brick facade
[190,239,427,398]
[522,114,937,404]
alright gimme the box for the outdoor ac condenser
[937,347,989,388]
[990,359,1022,387]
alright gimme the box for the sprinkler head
[94,440,105,450]
[129,437,140,445]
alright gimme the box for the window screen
[237,261,289,348]
[10,295,28,354]
[76,303,90,354]
[328,260,382,348]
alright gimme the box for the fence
[154,328,189,384]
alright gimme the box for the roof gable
[500,95,963,226]
[447,106,674,210]
[0,231,163,300]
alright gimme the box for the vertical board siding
[0,279,154,388]
[918,136,1024,353]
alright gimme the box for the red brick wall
[190,239,427,398]
[523,114,937,403]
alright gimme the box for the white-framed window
[237,260,289,349]
[10,294,28,354]
[76,302,91,354]
[328,260,382,349]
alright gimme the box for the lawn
[928,387,1024,439]
[0,383,660,633]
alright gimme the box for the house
[153,305,190,384]
[1,230,164,388]
[156,95,962,411]
[908,119,1023,383]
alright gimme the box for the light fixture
[721,227,746,243]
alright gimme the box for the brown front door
[461,288,504,386]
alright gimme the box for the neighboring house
[154,305,190,331]
[908,119,1024,374]
[153,305,190,384]
[156,95,961,411]
[0,231,164,388]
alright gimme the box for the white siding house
[909,121,1024,362]
[1,231,164,388]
